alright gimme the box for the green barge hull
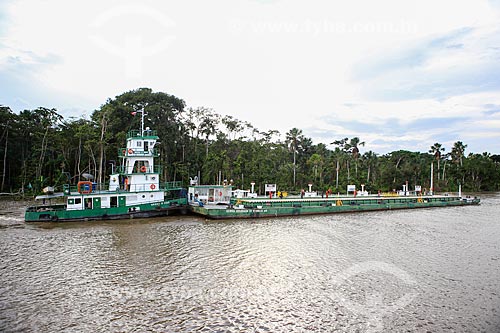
[189,195,480,219]
[25,198,188,222]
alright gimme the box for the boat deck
[189,194,480,219]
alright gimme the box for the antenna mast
[141,108,145,135]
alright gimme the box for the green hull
[25,198,188,222]
[26,193,480,222]
[189,195,480,219]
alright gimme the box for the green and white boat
[25,112,187,222]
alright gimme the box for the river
[1,194,499,332]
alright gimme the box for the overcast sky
[1,0,500,154]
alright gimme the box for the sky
[1,0,500,154]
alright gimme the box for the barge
[188,190,480,219]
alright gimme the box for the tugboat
[25,111,187,222]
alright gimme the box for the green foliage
[2,89,499,195]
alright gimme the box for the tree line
[1,88,499,196]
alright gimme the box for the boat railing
[164,181,183,190]
[126,129,158,138]
[65,182,109,194]
[118,147,159,157]
[229,194,467,208]
[63,180,183,195]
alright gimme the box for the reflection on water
[1,195,500,332]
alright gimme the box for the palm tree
[286,128,303,188]
[346,137,365,178]
[451,141,467,167]
[429,143,445,180]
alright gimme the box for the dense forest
[1,88,499,196]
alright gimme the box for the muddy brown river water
[1,194,499,332]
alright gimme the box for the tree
[331,137,351,182]
[451,141,467,167]
[307,153,323,184]
[429,143,445,180]
[2,88,500,195]
[0,106,15,191]
[92,88,186,182]
[15,108,63,193]
[199,111,220,159]
[441,153,451,183]
[362,151,378,184]
[221,115,245,140]
[346,137,365,179]
[286,128,303,188]
[331,147,343,190]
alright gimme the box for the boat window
[68,199,74,204]
[110,196,118,208]
[85,198,92,209]
[133,161,149,172]
[75,198,82,205]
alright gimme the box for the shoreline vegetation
[1,88,499,197]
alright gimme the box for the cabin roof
[35,193,65,200]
